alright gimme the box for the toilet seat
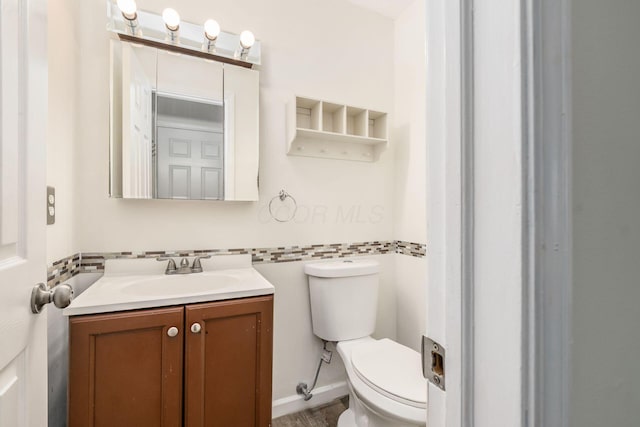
[351,339,427,409]
[337,337,427,425]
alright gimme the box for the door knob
[31,283,74,314]
[191,323,202,333]
[167,327,179,337]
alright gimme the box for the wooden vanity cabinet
[185,297,273,427]
[69,296,274,427]
[68,306,184,427]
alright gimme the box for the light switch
[47,186,55,225]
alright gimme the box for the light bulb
[117,0,137,20]
[239,30,255,49]
[204,19,220,40]
[162,8,180,31]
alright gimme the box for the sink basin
[122,274,238,296]
[63,255,275,316]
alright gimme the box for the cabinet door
[185,296,273,427]
[69,307,184,427]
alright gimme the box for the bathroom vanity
[64,257,274,427]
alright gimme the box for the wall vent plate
[422,336,445,391]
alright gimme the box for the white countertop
[63,255,274,316]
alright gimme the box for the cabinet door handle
[190,323,202,334]
[167,326,179,337]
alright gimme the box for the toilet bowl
[304,260,427,427]
[337,337,427,427]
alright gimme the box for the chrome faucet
[159,256,211,275]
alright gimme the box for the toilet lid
[351,339,427,408]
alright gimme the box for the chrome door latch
[422,336,445,391]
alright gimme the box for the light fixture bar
[106,1,261,67]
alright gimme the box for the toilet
[304,259,427,427]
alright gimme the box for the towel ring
[269,190,297,222]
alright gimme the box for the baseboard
[272,381,349,419]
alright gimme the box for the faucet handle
[191,255,211,273]
[157,257,177,274]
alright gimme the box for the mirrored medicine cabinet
[109,39,259,201]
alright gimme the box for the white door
[156,127,224,200]
[0,0,48,426]
[122,43,154,199]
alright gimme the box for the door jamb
[460,0,475,425]
[521,0,572,425]
[425,0,473,425]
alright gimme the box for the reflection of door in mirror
[121,43,155,199]
[155,50,225,200]
[154,95,224,199]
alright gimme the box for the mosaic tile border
[79,241,397,273]
[48,240,426,286]
[395,240,427,257]
[47,253,81,288]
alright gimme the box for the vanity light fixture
[203,19,220,52]
[116,0,138,34]
[107,2,261,67]
[162,8,180,42]
[237,30,255,59]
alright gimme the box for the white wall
[73,0,395,253]
[47,0,79,264]
[393,0,427,352]
[46,4,81,425]
[571,1,640,425]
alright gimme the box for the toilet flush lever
[422,336,446,391]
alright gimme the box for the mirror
[109,39,259,201]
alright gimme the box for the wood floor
[272,397,349,427]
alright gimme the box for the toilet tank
[304,259,379,342]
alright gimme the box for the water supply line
[296,340,332,401]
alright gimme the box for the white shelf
[287,96,388,162]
